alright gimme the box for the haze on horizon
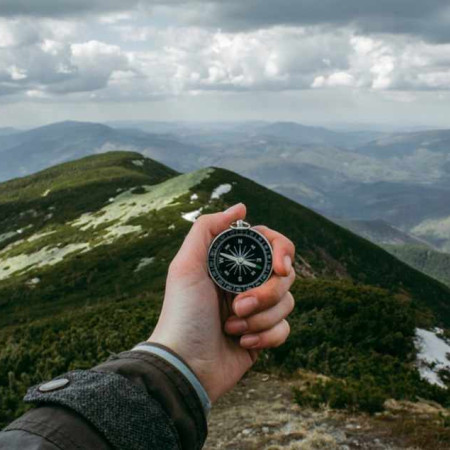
[2,0,450,129]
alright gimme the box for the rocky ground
[204,371,450,450]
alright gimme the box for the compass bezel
[207,227,273,294]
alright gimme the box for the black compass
[207,220,273,294]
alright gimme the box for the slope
[1,151,450,432]
[384,245,450,288]
[1,153,449,326]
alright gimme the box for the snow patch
[415,328,450,388]
[132,160,144,167]
[182,208,203,222]
[210,184,232,200]
[190,193,199,201]
[42,189,51,197]
[104,225,142,241]
[71,168,214,235]
[26,277,41,287]
[0,243,90,281]
[0,232,16,244]
[168,224,175,230]
[134,257,155,273]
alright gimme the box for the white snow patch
[71,168,214,235]
[132,160,144,167]
[26,277,41,286]
[0,243,90,281]
[190,193,199,201]
[134,257,155,273]
[415,328,450,388]
[182,208,203,222]
[104,225,142,241]
[210,184,232,200]
[0,232,16,244]
[168,224,175,230]
[42,189,51,197]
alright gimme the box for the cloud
[3,1,450,45]
[0,0,137,17]
[178,0,450,44]
[2,11,450,104]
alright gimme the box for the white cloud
[1,13,450,106]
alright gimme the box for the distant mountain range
[0,127,18,136]
[1,151,450,430]
[1,119,450,252]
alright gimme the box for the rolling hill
[1,151,450,432]
[0,121,206,181]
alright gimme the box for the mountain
[107,120,382,147]
[335,219,450,288]
[384,245,450,288]
[2,120,450,255]
[357,129,450,159]
[254,121,388,147]
[1,151,450,431]
[334,219,432,247]
[0,121,207,181]
[411,215,450,252]
[0,127,18,136]
[0,151,449,325]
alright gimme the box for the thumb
[176,203,247,265]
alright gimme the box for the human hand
[148,203,296,403]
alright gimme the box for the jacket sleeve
[0,343,209,450]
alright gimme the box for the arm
[0,202,296,449]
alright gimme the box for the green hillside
[1,151,450,429]
[384,244,450,288]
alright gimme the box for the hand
[148,203,296,402]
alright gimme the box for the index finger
[252,225,296,277]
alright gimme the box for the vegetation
[1,151,450,429]
[257,280,450,413]
[384,244,450,288]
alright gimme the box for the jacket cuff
[94,349,208,450]
[131,342,211,417]
[23,369,180,450]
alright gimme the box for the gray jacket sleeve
[0,344,208,450]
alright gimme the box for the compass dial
[207,228,273,293]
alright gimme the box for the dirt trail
[204,371,442,450]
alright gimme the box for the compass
[207,220,273,294]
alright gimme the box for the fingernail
[241,334,260,348]
[284,255,292,274]
[226,318,248,333]
[234,296,258,317]
[224,203,243,215]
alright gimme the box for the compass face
[207,228,273,293]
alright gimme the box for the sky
[2,1,450,129]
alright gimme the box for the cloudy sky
[2,0,450,128]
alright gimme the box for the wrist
[137,340,212,414]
